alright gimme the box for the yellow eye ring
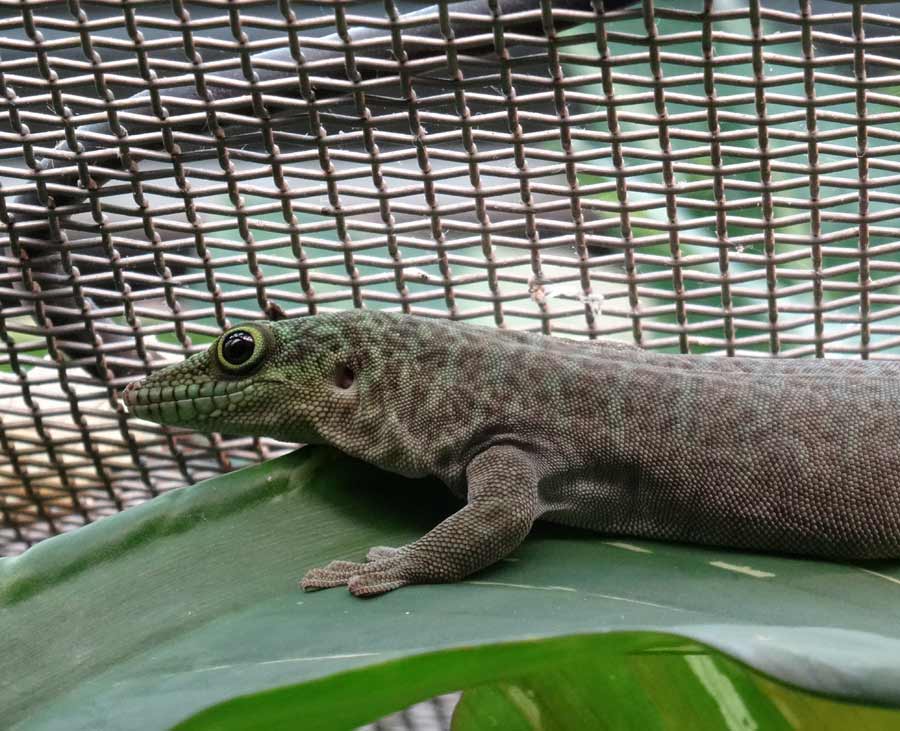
[216,325,267,373]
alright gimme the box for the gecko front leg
[300,445,539,597]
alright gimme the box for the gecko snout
[121,379,142,409]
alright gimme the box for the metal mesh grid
[1,0,899,555]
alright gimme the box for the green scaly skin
[124,311,900,597]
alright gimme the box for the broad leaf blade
[450,642,900,731]
[3,446,900,730]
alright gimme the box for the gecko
[123,311,900,597]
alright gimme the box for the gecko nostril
[122,380,141,405]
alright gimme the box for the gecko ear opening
[335,364,355,389]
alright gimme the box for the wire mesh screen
[1,0,899,555]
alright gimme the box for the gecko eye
[216,326,266,373]
[222,331,254,364]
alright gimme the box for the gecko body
[123,312,900,596]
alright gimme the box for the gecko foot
[299,448,538,599]
[300,555,408,597]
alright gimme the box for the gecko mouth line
[122,379,284,421]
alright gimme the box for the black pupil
[222,330,255,365]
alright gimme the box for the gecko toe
[366,545,402,561]
[347,571,408,597]
[299,578,332,592]
[300,557,406,595]
[320,560,365,573]
[299,572,345,591]
[300,560,366,591]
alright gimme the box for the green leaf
[2,446,900,730]
[450,641,900,731]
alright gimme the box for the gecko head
[122,316,363,443]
